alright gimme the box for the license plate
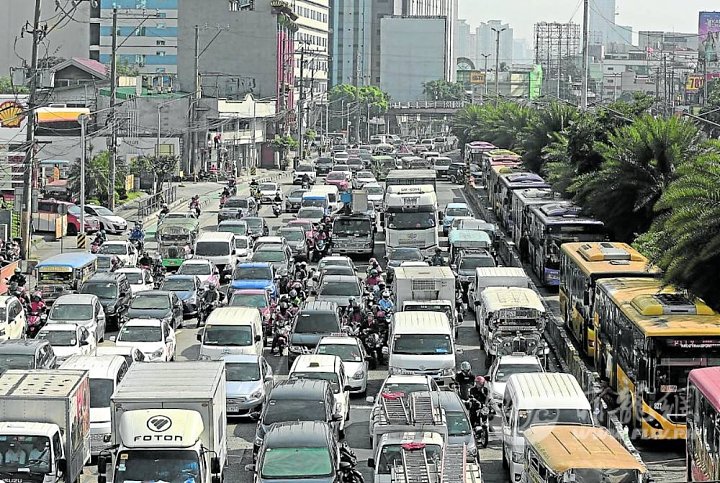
[228,405,240,412]
[661,385,678,393]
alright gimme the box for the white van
[470,267,532,320]
[309,185,340,213]
[194,231,237,272]
[388,312,456,387]
[301,191,330,212]
[197,307,264,359]
[60,354,128,455]
[501,372,594,482]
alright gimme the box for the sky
[458,0,720,42]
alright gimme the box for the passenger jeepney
[448,229,492,265]
[35,253,97,304]
[156,219,198,270]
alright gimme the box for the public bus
[526,202,605,287]
[496,171,549,227]
[481,149,522,184]
[383,184,438,257]
[487,164,524,214]
[510,187,557,246]
[559,242,660,359]
[687,367,720,483]
[593,277,720,441]
[464,141,496,164]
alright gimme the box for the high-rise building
[293,0,330,94]
[588,0,616,46]
[329,0,372,87]
[475,20,513,72]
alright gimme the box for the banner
[686,74,704,92]
[699,12,720,63]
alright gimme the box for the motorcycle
[311,238,329,262]
[339,442,364,483]
[219,195,228,208]
[272,203,282,217]
[271,319,291,355]
[466,397,494,449]
[361,329,384,369]
[27,303,47,338]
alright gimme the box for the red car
[325,170,351,187]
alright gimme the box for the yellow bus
[524,425,646,483]
[594,277,720,441]
[559,242,660,358]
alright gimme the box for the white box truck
[0,369,91,483]
[392,266,459,335]
[98,361,227,483]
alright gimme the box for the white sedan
[84,204,128,234]
[315,336,369,396]
[258,182,283,204]
[117,267,155,294]
[353,171,377,189]
[112,318,176,362]
[37,324,96,362]
[98,240,138,266]
[178,259,220,287]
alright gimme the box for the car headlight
[511,452,524,464]
[250,389,264,399]
[199,355,211,361]
[352,369,365,380]
[152,348,164,358]
[388,366,400,375]
[289,345,304,354]
[440,367,455,376]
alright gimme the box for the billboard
[699,12,720,63]
[686,74,704,92]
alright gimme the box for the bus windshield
[572,468,639,483]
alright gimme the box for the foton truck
[0,369,91,483]
[98,362,227,483]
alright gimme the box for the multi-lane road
[60,170,685,483]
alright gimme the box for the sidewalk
[28,168,290,265]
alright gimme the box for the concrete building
[455,19,476,65]
[588,0,615,45]
[380,16,448,102]
[293,0,330,94]
[329,0,372,86]
[95,0,179,75]
[638,31,700,52]
[475,20,513,72]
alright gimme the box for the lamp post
[492,27,507,104]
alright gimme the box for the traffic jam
[2,135,713,483]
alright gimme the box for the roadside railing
[136,185,177,219]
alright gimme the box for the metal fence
[136,185,177,219]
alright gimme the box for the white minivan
[501,372,594,482]
[197,307,264,360]
[388,312,457,387]
[60,354,128,455]
[308,185,341,213]
[194,231,237,273]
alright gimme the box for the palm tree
[572,115,704,242]
[521,102,578,173]
[650,146,720,309]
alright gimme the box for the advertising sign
[469,71,486,85]
[687,74,704,93]
[699,12,720,63]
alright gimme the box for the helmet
[300,262,307,268]
[370,269,378,276]
[351,299,360,308]
[208,283,216,290]
[31,292,41,302]
[377,310,386,319]
[162,203,168,209]
[460,361,471,373]
[289,289,298,298]
[279,301,289,310]
[369,258,377,265]
[475,376,486,385]
[382,290,391,299]
[435,248,442,254]
[251,178,256,183]
[100,230,106,236]
[348,296,356,304]
[14,267,21,274]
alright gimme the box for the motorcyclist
[93,230,107,246]
[365,269,382,287]
[430,248,445,266]
[454,361,476,399]
[138,251,154,268]
[129,222,145,251]
[466,376,491,428]
[278,273,290,296]
[249,178,258,189]
[201,283,221,321]
[288,289,303,307]
[270,303,292,356]
[110,256,121,272]
[221,186,231,198]
[348,302,367,327]
[367,258,382,276]
[159,203,170,217]
[294,262,308,281]
[8,267,26,288]
[378,290,394,312]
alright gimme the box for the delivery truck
[98,361,227,483]
[392,266,460,335]
[0,369,91,483]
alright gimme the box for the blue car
[160,274,205,319]
[231,262,276,298]
[442,202,473,236]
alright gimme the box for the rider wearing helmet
[466,375,490,428]
[378,290,394,312]
[365,269,382,287]
[94,229,107,245]
[454,361,476,399]
[8,267,26,287]
[160,203,170,216]
[430,247,445,266]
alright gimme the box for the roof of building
[53,57,108,80]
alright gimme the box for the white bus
[384,184,439,256]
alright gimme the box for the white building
[475,20,514,72]
[293,0,330,94]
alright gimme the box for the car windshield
[178,264,212,276]
[390,248,423,261]
[303,198,327,208]
[459,257,496,270]
[298,207,324,219]
[162,278,195,292]
[317,343,363,362]
[195,241,230,257]
[333,218,372,236]
[219,222,247,235]
[393,334,452,355]
[226,362,260,382]
[279,230,304,242]
[90,378,114,409]
[446,411,472,436]
[81,282,117,300]
[446,207,470,217]
[327,172,345,180]
[365,186,384,196]
[50,303,93,320]
[495,363,544,383]
[252,250,286,263]
[291,371,341,393]
[517,408,593,432]
[319,281,361,297]
[121,272,142,284]
[235,238,249,249]
[37,329,77,346]
[386,211,436,229]
[435,158,451,166]
[357,172,373,178]
[202,325,253,346]
[0,354,35,372]
[99,244,127,255]
[289,190,307,200]
[229,293,268,308]
[259,184,276,191]
[245,219,263,230]
[261,447,333,479]
[377,444,442,475]
[263,400,327,425]
[92,206,114,216]
[118,325,162,343]
[224,198,248,208]
[296,165,313,172]
[322,267,354,277]
[234,267,272,280]
[295,313,339,334]
[131,295,169,310]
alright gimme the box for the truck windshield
[203,325,253,346]
[572,469,639,483]
[260,447,333,479]
[90,379,114,408]
[393,334,451,355]
[114,449,200,483]
[517,408,593,433]
[334,219,372,236]
[377,443,442,474]
[37,272,73,283]
[0,435,51,473]
[386,211,436,230]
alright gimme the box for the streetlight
[491,27,507,104]
[480,53,491,96]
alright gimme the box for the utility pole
[298,48,305,161]
[703,58,709,106]
[580,0,589,110]
[79,115,87,241]
[20,0,43,261]
[492,27,506,104]
[190,25,200,175]
[663,54,668,116]
[557,25,563,99]
[108,7,118,210]
[481,53,490,96]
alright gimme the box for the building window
[156,40,166,46]
[229,0,254,10]
[156,51,166,56]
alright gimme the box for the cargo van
[501,372,594,482]
[197,306,264,359]
[388,312,456,387]
[60,354,128,455]
[301,192,330,212]
[194,231,237,273]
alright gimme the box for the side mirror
[332,413,343,422]
[97,456,107,474]
[456,348,464,354]
[450,264,457,271]
[365,396,375,404]
[249,411,261,420]
[196,331,203,341]
[264,375,274,382]
[109,336,116,342]
[344,384,352,392]
[254,335,262,343]
[244,464,256,473]
[211,456,221,474]
[367,458,375,469]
